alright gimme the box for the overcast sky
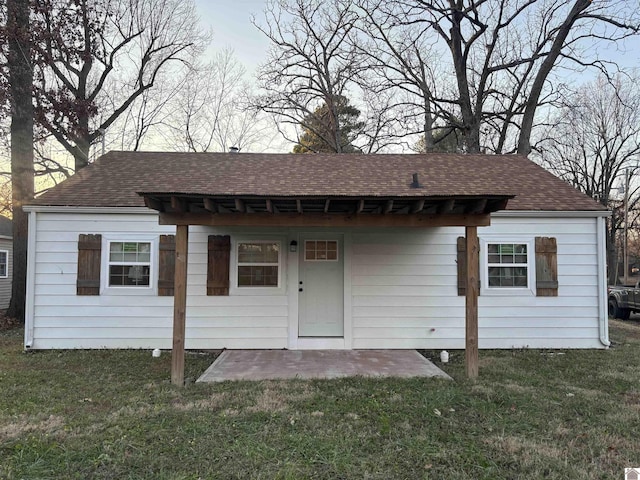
[196,0,270,77]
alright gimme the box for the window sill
[480,287,535,297]
[100,286,157,296]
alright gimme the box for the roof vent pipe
[229,146,240,153]
[411,173,423,188]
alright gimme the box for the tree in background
[413,126,464,154]
[362,0,640,154]
[30,0,208,172]
[4,0,33,321]
[159,49,268,153]
[257,0,639,154]
[293,96,363,153]
[254,0,368,153]
[540,75,640,284]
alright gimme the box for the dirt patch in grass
[0,313,21,331]
[610,319,640,341]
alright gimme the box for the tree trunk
[517,0,591,155]
[7,0,34,321]
[74,112,91,170]
[448,4,481,153]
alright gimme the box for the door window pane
[305,240,338,262]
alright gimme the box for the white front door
[298,234,344,337]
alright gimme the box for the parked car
[608,282,640,319]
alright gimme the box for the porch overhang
[137,191,513,386]
[139,193,514,227]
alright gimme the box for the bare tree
[539,75,640,284]
[254,0,368,153]
[352,0,639,154]
[161,49,267,153]
[31,0,208,172]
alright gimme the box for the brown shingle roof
[29,151,605,211]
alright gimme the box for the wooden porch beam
[465,225,479,379]
[265,199,273,213]
[234,199,246,213]
[203,198,218,214]
[324,199,331,213]
[410,199,425,214]
[383,200,394,214]
[296,199,303,214]
[356,199,365,214]
[465,198,488,215]
[171,224,189,387]
[144,196,164,212]
[160,212,491,228]
[171,196,187,213]
[437,199,455,214]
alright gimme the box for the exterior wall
[28,212,289,349]
[0,236,12,309]
[26,210,606,350]
[351,216,603,349]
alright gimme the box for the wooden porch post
[465,225,479,379]
[171,224,189,386]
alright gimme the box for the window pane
[488,253,500,263]
[488,266,528,287]
[109,242,124,262]
[109,265,150,286]
[109,242,151,263]
[0,252,6,276]
[237,266,278,286]
[488,243,528,265]
[305,240,338,261]
[238,242,279,264]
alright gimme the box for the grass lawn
[1,322,640,479]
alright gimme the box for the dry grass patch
[489,434,566,461]
[172,391,231,411]
[0,414,65,441]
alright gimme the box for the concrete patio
[197,349,452,382]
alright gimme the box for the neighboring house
[23,152,610,350]
[0,216,12,310]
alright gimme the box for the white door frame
[287,230,352,350]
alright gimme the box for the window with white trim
[236,241,280,287]
[0,250,7,278]
[486,243,529,288]
[108,241,151,287]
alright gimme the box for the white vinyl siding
[27,211,605,350]
[350,217,602,349]
[29,212,289,349]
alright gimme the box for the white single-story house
[0,216,13,309]
[23,152,610,356]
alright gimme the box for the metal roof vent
[411,173,423,188]
[229,146,240,153]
